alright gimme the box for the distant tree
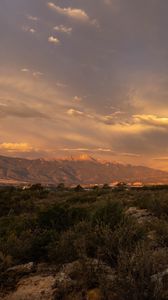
[115,182,128,191]
[57,183,65,191]
[102,183,110,189]
[30,183,43,191]
[117,182,127,186]
[74,185,84,192]
[92,185,99,190]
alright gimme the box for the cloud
[73,96,82,102]
[29,28,36,33]
[27,15,39,21]
[48,36,60,44]
[2,0,168,169]
[48,2,89,21]
[120,152,141,158]
[100,111,127,126]
[133,114,168,127]
[32,71,44,77]
[67,108,95,120]
[54,25,72,34]
[0,73,69,110]
[66,106,131,126]
[55,148,141,158]
[0,143,33,152]
[21,69,43,78]
[56,81,68,88]
[22,26,36,33]
[59,147,114,153]
[0,100,47,119]
[47,2,98,26]
[67,108,84,117]
[153,157,168,161]
[21,68,29,72]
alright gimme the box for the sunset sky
[0,0,168,170]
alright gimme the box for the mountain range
[0,154,168,186]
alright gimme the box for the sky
[0,0,168,170]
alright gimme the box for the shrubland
[0,185,168,299]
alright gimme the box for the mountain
[0,154,168,186]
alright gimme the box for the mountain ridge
[0,154,168,185]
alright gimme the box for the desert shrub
[72,222,109,260]
[37,204,88,231]
[134,191,168,218]
[48,215,147,267]
[48,221,105,264]
[0,251,13,271]
[0,189,35,217]
[68,191,97,204]
[95,217,147,267]
[0,215,37,240]
[2,230,34,264]
[48,228,79,264]
[29,229,57,261]
[150,219,168,247]
[113,217,147,251]
[67,193,86,204]
[91,200,123,229]
[48,221,100,264]
[68,206,89,225]
[115,244,168,300]
[1,231,49,264]
[0,186,167,300]
[1,225,57,264]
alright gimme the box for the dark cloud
[110,127,168,156]
[0,100,48,119]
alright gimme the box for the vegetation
[0,185,168,299]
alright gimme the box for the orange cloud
[133,114,168,127]
[48,2,90,21]
[0,143,33,152]
[47,2,98,26]
[48,36,60,44]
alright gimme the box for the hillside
[0,155,168,185]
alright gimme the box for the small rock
[125,207,154,224]
[53,259,116,298]
[6,262,35,275]
[151,268,168,283]
[87,288,102,300]
[3,275,56,300]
